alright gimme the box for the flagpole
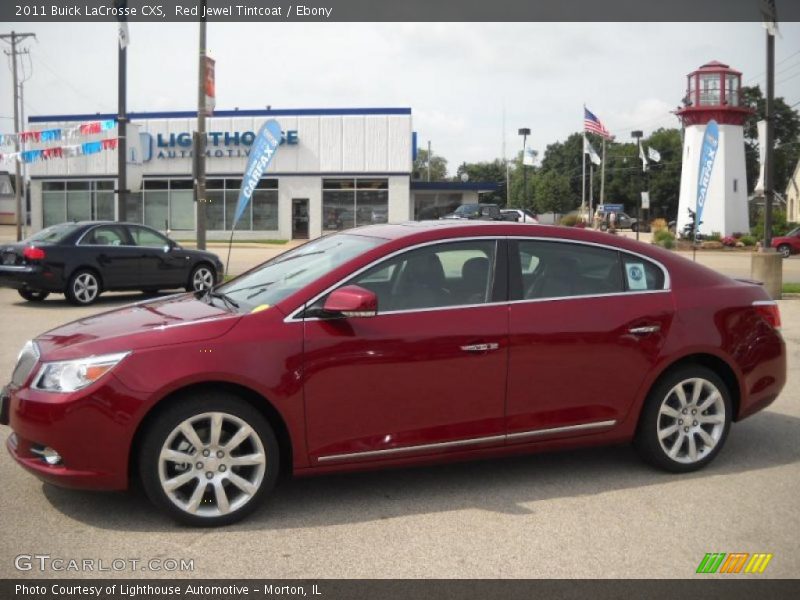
[589,161,593,221]
[600,137,606,209]
[581,105,586,223]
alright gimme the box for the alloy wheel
[73,272,99,304]
[158,412,266,518]
[192,267,214,291]
[778,244,791,259]
[656,377,726,465]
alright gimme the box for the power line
[746,49,800,83]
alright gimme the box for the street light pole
[195,0,208,250]
[631,130,643,241]
[518,128,530,209]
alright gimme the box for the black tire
[778,244,791,259]
[18,289,50,302]
[187,263,215,292]
[631,222,638,232]
[138,392,279,526]
[65,269,102,306]
[634,365,732,473]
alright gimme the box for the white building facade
[25,107,413,240]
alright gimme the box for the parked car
[771,226,800,258]
[500,208,539,223]
[0,222,224,305]
[2,221,785,525]
[597,210,640,231]
[441,203,504,221]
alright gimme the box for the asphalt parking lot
[0,246,798,579]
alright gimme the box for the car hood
[35,293,241,360]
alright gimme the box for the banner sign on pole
[204,56,216,115]
[232,119,282,230]
[641,191,650,210]
[695,120,719,236]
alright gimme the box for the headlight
[32,352,130,393]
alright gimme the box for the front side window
[341,239,497,312]
[129,226,169,248]
[516,241,623,300]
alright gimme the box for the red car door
[505,239,674,441]
[301,238,509,464]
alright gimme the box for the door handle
[628,325,661,335]
[461,342,500,353]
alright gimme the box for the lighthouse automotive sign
[695,120,719,238]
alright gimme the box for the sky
[1,21,799,174]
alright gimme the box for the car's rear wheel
[18,289,50,302]
[187,264,215,292]
[777,244,791,259]
[65,269,101,305]
[635,366,731,473]
[139,394,279,526]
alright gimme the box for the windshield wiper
[198,286,239,310]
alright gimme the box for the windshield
[25,223,81,243]
[787,227,800,237]
[218,233,385,310]
[454,204,480,216]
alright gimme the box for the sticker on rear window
[626,263,647,290]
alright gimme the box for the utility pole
[195,0,208,251]
[115,2,128,222]
[763,26,775,250]
[1,31,36,241]
[518,128,530,209]
[631,130,644,242]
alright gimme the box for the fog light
[31,445,62,466]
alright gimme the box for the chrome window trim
[317,419,618,463]
[283,235,672,323]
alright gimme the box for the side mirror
[323,285,377,318]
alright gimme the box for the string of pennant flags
[0,138,119,165]
[0,119,116,147]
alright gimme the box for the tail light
[753,300,781,330]
[23,246,46,261]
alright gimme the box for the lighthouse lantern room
[675,61,753,237]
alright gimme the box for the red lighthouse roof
[675,60,752,127]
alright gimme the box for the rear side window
[516,241,623,300]
[621,253,666,291]
[80,225,127,246]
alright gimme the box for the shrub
[653,230,675,249]
[559,214,580,227]
[740,235,756,247]
[650,218,668,234]
[705,231,722,242]
[721,236,737,247]
[731,231,745,239]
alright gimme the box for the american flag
[584,107,611,139]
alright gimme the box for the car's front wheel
[18,289,50,302]
[777,244,792,259]
[635,366,732,473]
[65,269,101,305]
[139,393,279,526]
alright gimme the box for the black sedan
[0,222,224,305]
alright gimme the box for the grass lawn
[783,282,800,294]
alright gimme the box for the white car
[500,209,539,223]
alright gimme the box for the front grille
[11,342,39,387]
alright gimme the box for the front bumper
[4,375,150,491]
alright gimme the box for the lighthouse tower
[676,61,753,237]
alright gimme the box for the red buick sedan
[2,222,786,526]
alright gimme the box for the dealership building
[23,107,493,240]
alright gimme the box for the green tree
[741,85,800,195]
[643,128,683,219]
[412,148,448,181]
[455,159,508,205]
[533,170,572,216]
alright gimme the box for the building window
[322,178,389,232]
[41,180,116,227]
